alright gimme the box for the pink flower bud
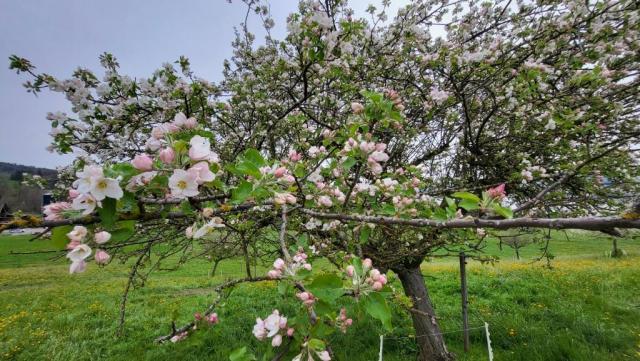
[159,147,175,164]
[273,258,285,270]
[362,258,373,269]
[379,274,387,285]
[194,312,203,321]
[346,265,355,277]
[274,167,287,178]
[303,263,312,271]
[487,183,506,200]
[94,231,111,244]
[370,269,381,281]
[94,250,111,265]
[183,117,198,129]
[288,150,302,162]
[287,328,295,337]
[297,292,310,301]
[372,281,383,291]
[271,334,283,347]
[345,318,353,326]
[132,154,153,171]
[207,313,219,324]
[267,270,281,279]
[68,189,80,200]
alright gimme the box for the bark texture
[395,265,454,361]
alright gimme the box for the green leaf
[98,198,117,228]
[307,338,326,351]
[363,292,392,331]
[459,199,480,211]
[243,149,265,167]
[109,163,138,181]
[229,347,256,361]
[231,181,253,204]
[236,160,262,179]
[342,157,357,170]
[306,273,344,303]
[51,225,73,249]
[359,225,371,243]
[451,191,481,203]
[493,204,513,219]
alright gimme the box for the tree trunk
[242,241,252,278]
[209,260,220,277]
[396,265,454,361]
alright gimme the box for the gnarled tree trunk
[395,264,454,361]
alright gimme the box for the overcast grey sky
[0,0,410,169]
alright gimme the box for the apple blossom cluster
[335,307,353,333]
[252,310,294,348]
[345,258,388,293]
[64,226,111,273]
[70,165,123,215]
[267,249,312,279]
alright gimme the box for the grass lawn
[0,231,639,360]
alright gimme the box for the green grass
[0,231,639,360]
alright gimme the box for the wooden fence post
[460,252,470,352]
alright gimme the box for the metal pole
[460,252,470,352]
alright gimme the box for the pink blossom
[94,231,111,244]
[287,328,294,337]
[274,167,287,178]
[207,313,219,325]
[487,183,506,200]
[271,334,283,347]
[368,160,383,175]
[187,162,215,184]
[43,202,71,221]
[379,274,387,285]
[66,240,81,250]
[369,151,389,163]
[362,258,373,269]
[281,175,296,184]
[359,141,376,153]
[370,269,381,281]
[69,260,87,274]
[273,258,286,270]
[346,265,355,277]
[267,270,281,279]
[194,312,203,321]
[151,125,166,139]
[288,150,302,162]
[372,281,383,291]
[68,189,80,199]
[318,196,333,207]
[183,116,198,129]
[159,147,175,164]
[132,154,153,171]
[67,226,88,242]
[94,250,111,265]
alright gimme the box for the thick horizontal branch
[0,202,272,232]
[300,209,640,232]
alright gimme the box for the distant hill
[0,162,57,184]
[0,162,58,214]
